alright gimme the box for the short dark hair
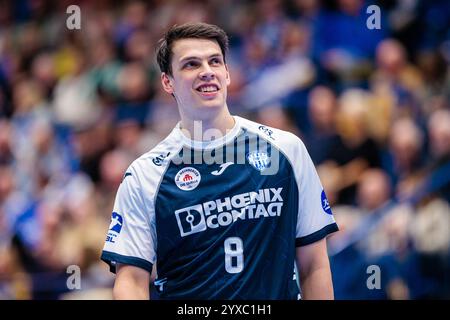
[156,22,229,76]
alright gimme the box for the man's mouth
[196,84,219,93]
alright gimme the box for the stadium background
[0,0,449,299]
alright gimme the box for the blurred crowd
[0,0,449,299]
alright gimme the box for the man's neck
[179,107,236,142]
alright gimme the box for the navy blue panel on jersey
[154,129,299,299]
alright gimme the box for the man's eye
[184,61,198,68]
[211,58,222,65]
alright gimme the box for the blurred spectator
[30,51,57,100]
[303,85,340,164]
[115,62,153,125]
[241,20,315,110]
[114,1,149,52]
[410,198,450,255]
[383,117,425,192]
[357,169,392,212]
[417,50,448,105]
[0,119,13,164]
[71,118,113,183]
[52,46,101,128]
[427,109,450,164]
[371,38,424,120]
[408,197,450,298]
[98,149,134,197]
[425,108,450,201]
[321,89,381,204]
[312,0,387,88]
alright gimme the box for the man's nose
[199,63,215,81]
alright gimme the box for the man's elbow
[113,278,150,300]
[112,282,128,300]
[113,264,150,300]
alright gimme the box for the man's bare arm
[113,264,151,300]
[296,238,334,300]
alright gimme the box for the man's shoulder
[128,129,182,174]
[236,115,303,148]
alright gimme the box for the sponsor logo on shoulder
[175,167,201,191]
[106,212,123,243]
[152,152,171,166]
[259,125,275,140]
[321,189,332,215]
[247,151,271,172]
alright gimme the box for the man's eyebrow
[208,53,222,59]
[179,53,223,63]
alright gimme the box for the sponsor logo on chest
[174,188,284,237]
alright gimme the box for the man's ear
[225,64,231,86]
[161,73,174,94]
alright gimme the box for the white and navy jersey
[101,116,338,300]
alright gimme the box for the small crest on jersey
[247,151,271,172]
[321,190,332,215]
[175,167,201,191]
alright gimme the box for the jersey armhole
[295,223,339,247]
[101,251,153,274]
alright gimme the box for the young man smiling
[101,22,339,300]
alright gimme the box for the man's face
[161,38,230,119]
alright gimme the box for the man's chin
[196,100,224,109]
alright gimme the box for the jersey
[101,116,339,299]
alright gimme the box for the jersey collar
[175,116,241,150]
